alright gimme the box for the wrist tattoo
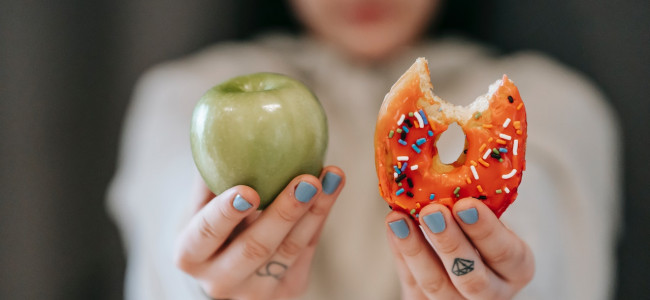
[451,258,475,276]
[255,261,288,280]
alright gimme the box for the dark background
[1,0,648,299]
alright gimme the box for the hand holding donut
[386,198,534,299]
[174,167,345,300]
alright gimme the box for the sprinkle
[393,172,398,179]
[397,156,409,161]
[410,208,416,214]
[492,148,500,155]
[401,162,408,172]
[396,188,405,196]
[504,187,511,194]
[478,158,490,167]
[453,186,461,194]
[496,189,503,194]
[414,111,424,128]
[470,165,479,180]
[508,96,514,103]
[414,121,419,128]
[428,130,434,136]
[410,165,419,171]
[411,144,421,153]
[470,160,478,167]
[499,148,508,153]
[490,152,502,159]
[483,149,492,160]
[395,200,406,209]
[408,112,414,117]
[499,158,504,162]
[455,194,460,198]
[429,194,435,200]
[482,124,493,129]
[401,131,407,140]
[397,161,402,169]
[395,173,406,182]
[406,192,414,198]
[465,177,472,184]
[407,178,413,188]
[477,195,487,200]
[404,119,413,128]
[502,169,517,179]
[397,114,405,126]
[419,109,428,125]
[516,130,523,135]
[398,183,402,187]
[496,139,507,145]
[398,139,407,146]
[514,121,521,129]
[479,143,487,152]
[513,140,519,155]
[517,103,523,110]
[396,128,403,133]
[394,166,401,174]
[499,133,512,140]
[416,138,427,146]
[416,214,419,218]
[488,137,494,143]
[502,118,511,128]
[474,112,482,120]
[477,185,484,193]
[402,126,409,133]
[388,130,394,138]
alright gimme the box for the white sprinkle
[397,156,409,161]
[394,172,398,179]
[483,149,491,160]
[414,111,424,128]
[397,114,405,126]
[513,140,519,155]
[502,118,511,128]
[470,165,479,180]
[502,169,517,179]
[410,165,419,171]
[499,133,512,140]
[504,187,511,194]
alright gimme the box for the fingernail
[233,194,252,211]
[423,211,446,233]
[458,208,478,224]
[388,219,409,239]
[295,181,317,203]
[322,172,342,195]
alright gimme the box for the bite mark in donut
[374,58,527,220]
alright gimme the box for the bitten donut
[374,58,527,220]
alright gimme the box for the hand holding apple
[190,72,328,209]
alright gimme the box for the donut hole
[436,122,467,165]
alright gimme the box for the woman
[108,0,619,299]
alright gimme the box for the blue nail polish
[458,208,478,225]
[423,212,446,233]
[322,172,342,195]
[389,219,410,239]
[233,194,252,211]
[295,181,317,203]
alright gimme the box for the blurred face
[290,0,439,61]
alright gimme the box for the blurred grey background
[1,0,648,299]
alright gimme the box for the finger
[175,186,260,269]
[418,203,510,299]
[452,198,535,286]
[271,167,344,263]
[387,235,430,300]
[386,211,463,299]
[251,167,344,287]
[213,174,322,283]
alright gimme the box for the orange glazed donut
[374,58,527,220]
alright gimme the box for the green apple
[190,73,328,209]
